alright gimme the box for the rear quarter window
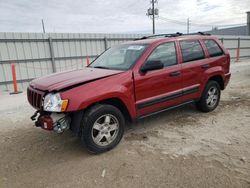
[204,39,224,57]
[180,40,205,63]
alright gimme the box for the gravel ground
[0,60,250,188]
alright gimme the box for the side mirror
[140,60,164,73]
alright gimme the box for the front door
[133,42,183,117]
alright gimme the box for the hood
[30,68,123,92]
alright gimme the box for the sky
[0,0,249,34]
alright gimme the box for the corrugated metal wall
[0,33,250,92]
[0,33,144,91]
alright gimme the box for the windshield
[89,44,148,70]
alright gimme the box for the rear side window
[146,42,177,67]
[204,39,224,57]
[180,40,205,63]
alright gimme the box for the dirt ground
[0,60,250,188]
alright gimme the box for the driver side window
[147,42,177,67]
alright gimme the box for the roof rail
[135,32,210,40]
[135,32,182,40]
[197,32,211,36]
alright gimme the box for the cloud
[0,0,249,33]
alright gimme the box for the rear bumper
[224,73,231,89]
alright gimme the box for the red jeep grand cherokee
[27,33,231,153]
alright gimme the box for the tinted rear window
[204,39,224,57]
[180,40,205,63]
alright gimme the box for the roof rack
[197,32,211,36]
[135,32,211,40]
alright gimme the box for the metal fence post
[48,37,56,72]
[104,37,108,50]
[236,38,240,62]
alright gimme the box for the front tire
[196,81,221,112]
[81,104,125,154]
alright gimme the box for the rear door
[134,42,183,117]
[178,40,208,102]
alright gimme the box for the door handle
[169,71,181,77]
[201,64,210,69]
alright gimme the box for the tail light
[226,54,230,73]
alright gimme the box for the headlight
[43,93,68,112]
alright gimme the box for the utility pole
[152,0,155,34]
[41,19,46,33]
[187,18,190,34]
[147,0,159,34]
[247,11,250,36]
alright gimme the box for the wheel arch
[70,97,133,136]
[96,97,133,123]
[208,75,224,90]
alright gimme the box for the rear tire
[196,81,221,112]
[81,104,125,154]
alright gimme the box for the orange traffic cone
[86,56,90,66]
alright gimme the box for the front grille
[27,87,45,109]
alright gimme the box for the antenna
[41,19,46,33]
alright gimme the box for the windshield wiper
[92,66,110,69]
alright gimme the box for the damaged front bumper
[31,111,71,133]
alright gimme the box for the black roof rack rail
[178,32,211,36]
[134,32,211,40]
[134,32,182,40]
[197,32,211,35]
